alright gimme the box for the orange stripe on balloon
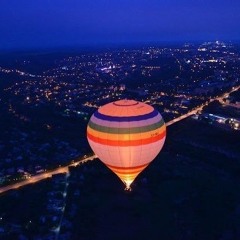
[87,124,166,141]
[87,130,166,146]
[108,167,147,175]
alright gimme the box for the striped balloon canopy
[87,99,166,190]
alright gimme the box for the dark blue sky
[0,0,240,50]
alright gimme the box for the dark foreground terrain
[1,118,240,240]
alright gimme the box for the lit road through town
[166,86,240,126]
[0,155,96,194]
[0,86,239,194]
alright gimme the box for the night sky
[0,0,240,50]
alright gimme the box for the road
[0,155,96,194]
[166,86,240,126]
[166,108,199,126]
[0,86,239,194]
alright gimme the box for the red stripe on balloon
[87,131,166,146]
[105,163,149,170]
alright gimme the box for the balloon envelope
[87,99,166,189]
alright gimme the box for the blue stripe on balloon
[94,109,159,122]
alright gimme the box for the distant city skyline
[0,0,240,50]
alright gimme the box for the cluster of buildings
[0,161,91,240]
[193,113,240,131]
[3,41,240,115]
[0,127,81,186]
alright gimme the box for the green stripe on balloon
[88,118,165,134]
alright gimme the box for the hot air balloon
[87,99,166,190]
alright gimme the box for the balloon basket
[124,186,132,192]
